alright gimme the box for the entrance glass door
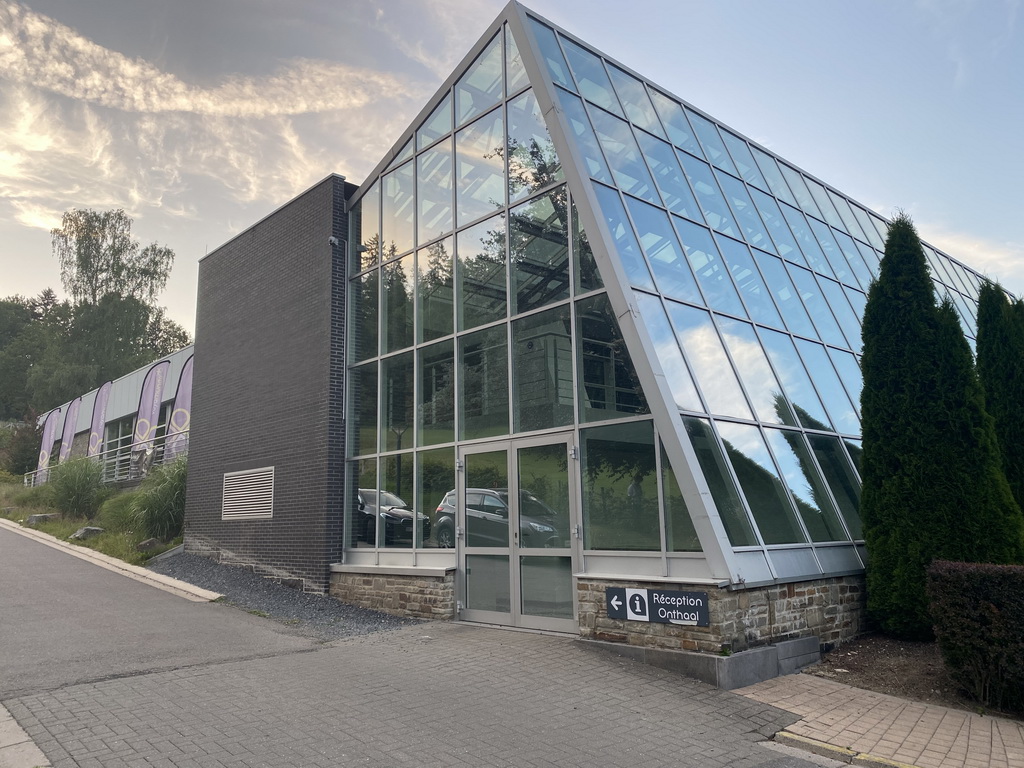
[458,435,577,632]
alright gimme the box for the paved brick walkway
[738,673,1024,768]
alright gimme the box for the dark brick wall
[184,175,356,591]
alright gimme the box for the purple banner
[164,355,193,460]
[134,361,170,450]
[58,397,82,462]
[87,381,112,457]
[36,408,62,479]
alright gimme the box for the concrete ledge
[331,563,455,578]
[775,731,920,768]
[775,636,821,674]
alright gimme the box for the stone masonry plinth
[330,566,455,620]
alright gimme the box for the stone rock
[136,537,162,552]
[70,526,104,540]
[25,513,61,526]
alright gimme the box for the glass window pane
[588,107,660,204]
[794,338,860,435]
[457,213,507,330]
[573,201,603,292]
[780,203,833,277]
[807,218,852,284]
[418,447,454,548]
[576,293,649,421]
[804,178,844,229]
[808,434,863,540]
[672,216,746,316]
[528,18,573,90]
[418,340,454,446]
[592,183,655,290]
[417,141,453,245]
[456,109,505,226]
[663,443,701,551]
[623,196,701,305]
[750,187,804,264]
[754,251,816,338]
[607,64,664,138]
[649,90,703,157]
[635,291,702,411]
[460,326,509,439]
[677,151,740,238]
[350,268,379,363]
[759,328,832,431]
[456,34,503,127]
[513,306,573,432]
[351,459,376,547]
[349,363,377,457]
[382,253,415,352]
[510,187,570,313]
[505,24,529,93]
[827,347,863,415]
[779,164,821,220]
[683,416,757,546]
[389,139,413,169]
[561,38,623,116]
[666,301,752,419]
[354,181,380,271]
[721,131,767,190]
[844,286,867,324]
[635,131,703,223]
[716,171,775,255]
[832,230,872,290]
[554,87,613,184]
[763,428,849,542]
[868,214,889,246]
[827,189,868,242]
[379,453,414,548]
[381,351,414,452]
[685,109,737,175]
[508,89,563,203]
[716,421,805,545]
[787,265,846,347]
[855,241,880,280]
[845,438,863,474]
[819,277,862,351]
[381,162,415,257]
[417,92,452,151]
[715,236,783,328]
[851,204,884,250]
[466,450,509,547]
[581,421,659,550]
[750,147,797,207]
[717,317,794,426]
[417,236,454,343]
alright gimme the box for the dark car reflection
[357,489,430,546]
[433,488,566,548]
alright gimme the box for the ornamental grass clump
[134,456,187,541]
[48,457,105,520]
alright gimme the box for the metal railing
[23,430,189,487]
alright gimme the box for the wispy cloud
[914,0,1020,88]
[918,221,1024,294]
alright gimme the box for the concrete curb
[0,518,221,602]
[775,732,920,768]
[0,704,50,768]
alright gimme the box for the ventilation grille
[222,466,274,520]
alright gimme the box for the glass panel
[353,459,377,547]
[510,187,569,314]
[466,555,510,611]
[649,90,703,157]
[518,443,571,547]
[749,188,803,264]
[715,236,783,328]
[355,181,380,271]
[528,18,573,90]
[855,241,880,280]
[716,171,775,255]
[827,347,863,416]
[381,352,414,452]
[580,420,658,550]
[868,214,889,246]
[350,363,378,456]
[750,147,797,206]
[379,453,415,548]
[794,338,860,435]
[382,254,415,353]
[505,24,529,93]
[561,38,623,116]
[804,178,844,229]
[634,292,702,411]
[508,89,563,203]
[554,88,613,184]
[417,92,452,151]
[513,306,573,432]
[717,317,794,426]
[780,204,833,277]
[389,139,413,169]
[832,230,872,290]
[851,204,884,249]
[666,302,752,419]
[418,447,454,548]
[672,216,746,316]
[788,265,846,347]
[350,268,378,363]
[635,131,703,222]
[573,201,603,292]
[521,557,573,618]
[819,278,862,351]
[677,151,740,238]
[456,34,503,127]
[759,328,832,430]
[807,218,851,284]
[827,189,867,242]
[844,286,867,325]
[455,109,505,226]
[623,196,702,305]
[381,163,415,258]
[417,140,453,244]
[457,213,507,330]
[460,327,509,439]
[662,443,701,551]
[607,64,664,138]
[576,293,648,421]
[685,109,737,175]
[591,183,655,290]
[845,437,863,474]
[588,107,660,204]
[466,449,509,546]
[418,340,454,446]
[779,164,821,220]
[763,428,848,542]
[808,434,863,540]
[754,251,816,338]
[721,131,767,189]
[683,417,757,546]
[417,236,454,343]
[716,421,805,545]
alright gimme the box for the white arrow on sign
[610,594,623,610]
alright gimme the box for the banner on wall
[87,381,112,457]
[131,361,170,477]
[164,355,193,461]
[58,398,82,463]
[36,408,62,480]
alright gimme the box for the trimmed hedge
[927,560,1024,712]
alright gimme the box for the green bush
[927,560,1024,713]
[97,491,142,534]
[0,468,20,485]
[48,458,104,519]
[134,456,187,541]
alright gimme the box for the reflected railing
[23,430,189,487]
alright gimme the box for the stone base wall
[578,575,864,654]
[330,571,455,620]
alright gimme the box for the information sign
[606,587,709,626]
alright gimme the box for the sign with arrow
[606,587,709,626]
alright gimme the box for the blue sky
[1,0,1021,333]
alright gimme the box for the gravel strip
[149,552,420,641]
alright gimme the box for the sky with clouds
[1,0,1021,334]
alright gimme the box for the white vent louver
[222,466,274,520]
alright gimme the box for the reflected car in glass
[357,489,430,546]
[433,488,565,548]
